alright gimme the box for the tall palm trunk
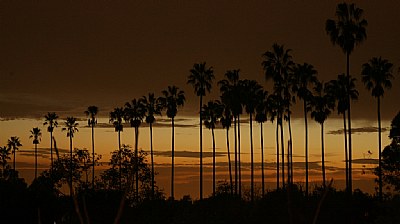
[13,148,16,172]
[35,143,38,179]
[91,123,95,189]
[69,135,73,196]
[234,117,238,194]
[199,96,203,200]
[118,130,122,190]
[280,115,285,189]
[260,122,265,196]
[212,127,216,196]
[276,120,280,189]
[343,113,348,191]
[347,53,353,194]
[288,106,293,185]
[50,130,53,172]
[171,117,175,199]
[135,126,139,200]
[150,123,155,199]
[321,123,326,187]
[304,100,309,196]
[238,114,242,197]
[250,113,254,202]
[226,128,233,195]
[378,96,382,200]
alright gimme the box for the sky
[0,0,399,199]
[0,0,399,119]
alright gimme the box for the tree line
[0,1,398,203]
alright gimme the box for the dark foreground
[1,178,400,224]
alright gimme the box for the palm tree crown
[110,107,124,132]
[7,136,22,173]
[187,62,215,97]
[85,106,99,126]
[161,86,186,119]
[29,127,42,145]
[62,117,79,138]
[361,57,394,98]
[326,2,368,55]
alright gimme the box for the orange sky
[0,116,390,199]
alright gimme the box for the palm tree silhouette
[262,43,294,188]
[267,93,283,189]
[110,107,124,189]
[141,93,163,198]
[218,69,241,195]
[241,79,263,201]
[326,2,367,193]
[161,86,185,200]
[202,100,223,196]
[43,112,58,170]
[310,82,335,187]
[124,98,145,200]
[7,136,22,178]
[292,63,318,195]
[255,90,268,196]
[326,74,358,192]
[85,105,98,188]
[220,99,234,195]
[29,127,42,179]
[187,62,215,200]
[0,146,11,178]
[361,56,394,200]
[62,117,79,195]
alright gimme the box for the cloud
[327,127,388,135]
[351,158,378,165]
[154,150,227,158]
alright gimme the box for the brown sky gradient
[1,0,399,120]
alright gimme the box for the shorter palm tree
[255,90,268,196]
[7,136,22,177]
[160,85,185,200]
[310,82,335,187]
[361,56,394,200]
[0,146,11,178]
[62,117,79,194]
[110,107,124,189]
[220,101,233,195]
[29,127,42,179]
[43,112,58,169]
[141,93,163,198]
[124,98,145,199]
[202,100,223,196]
[85,105,99,188]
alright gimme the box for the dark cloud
[352,158,378,165]
[154,150,226,158]
[327,127,388,135]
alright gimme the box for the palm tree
[255,90,268,196]
[202,100,223,196]
[110,107,124,189]
[361,56,394,200]
[326,2,367,193]
[241,79,263,201]
[292,63,318,195]
[325,74,358,192]
[262,43,294,188]
[43,112,58,169]
[141,93,163,198]
[161,86,185,199]
[0,146,11,178]
[62,117,79,194]
[85,105,98,188]
[7,136,22,177]
[267,93,283,189]
[310,82,335,187]
[220,99,234,195]
[29,127,42,179]
[218,69,241,195]
[124,98,145,200]
[187,62,215,200]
